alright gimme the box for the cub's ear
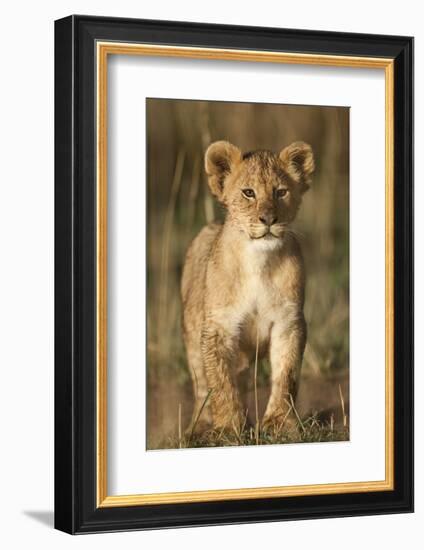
[205,141,242,200]
[279,141,315,193]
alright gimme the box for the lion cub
[181,140,314,433]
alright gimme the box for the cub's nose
[259,214,278,226]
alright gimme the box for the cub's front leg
[263,313,306,431]
[201,320,244,432]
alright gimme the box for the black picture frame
[55,15,414,534]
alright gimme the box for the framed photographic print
[54,15,413,534]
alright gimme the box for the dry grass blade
[186,154,201,229]
[231,418,242,444]
[273,404,293,438]
[178,403,182,449]
[241,408,249,435]
[188,388,212,442]
[199,102,215,224]
[158,149,185,353]
[285,394,305,433]
[338,383,347,427]
[254,327,260,445]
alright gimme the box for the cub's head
[205,140,314,242]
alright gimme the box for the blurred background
[146,98,349,449]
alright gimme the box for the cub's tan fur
[181,140,314,433]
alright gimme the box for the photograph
[146,98,350,450]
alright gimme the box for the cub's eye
[276,188,288,199]
[242,188,255,199]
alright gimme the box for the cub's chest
[237,244,286,312]
[236,247,288,351]
[239,266,279,316]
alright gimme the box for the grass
[156,414,349,450]
[147,373,350,451]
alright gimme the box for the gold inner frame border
[96,42,394,508]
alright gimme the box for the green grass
[152,413,349,450]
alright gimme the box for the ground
[147,370,349,450]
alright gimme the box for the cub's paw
[262,412,299,436]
